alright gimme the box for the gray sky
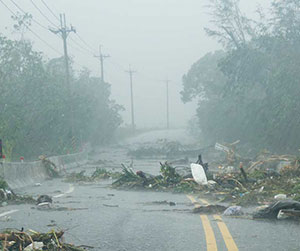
[0,0,270,128]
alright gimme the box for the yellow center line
[199,198,209,206]
[187,195,239,251]
[187,195,217,251]
[186,195,200,206]
[213,215,239,251]
[201,215,218,251]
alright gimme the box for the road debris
[0,177,36,206]
[39,155,60,178]
[192,205,227,214]
[0,229,88,250]
[191,163,208,185]
[223,206,244,216]
[253,200,300,219]
[65,168,121,183]
[128,139,208,159]
[37,195,52,204]
[112,162,198,193]
[277,209,300,220]
[103,204,119,208]
[274,194,287,200]
[113,145,300,213]
[141,200,177,206]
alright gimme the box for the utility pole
[94,45,110,82]
[50,14,76,151]
[165,79,171,130]
[126,65,136,130]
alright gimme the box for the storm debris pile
[112,163,198,193]
[0,229,87,250]
[128,139,204,159]
[39,156,60,178]
[0,177,35,206]
[253,200,300,220]
[210,154,300,206]
[192,204,227,214]
[65,168,121,183]
[114,145,300,208]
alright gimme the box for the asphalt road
[1,129,300,250]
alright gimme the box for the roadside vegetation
[182,0,300,154]
[0,14,123,160]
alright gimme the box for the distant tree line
[182,0,300,154]
[0,34,123,160]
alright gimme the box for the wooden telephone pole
[126,65,136,130]
[50,14,76,151]
[95,45,110,82]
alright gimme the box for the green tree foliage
[182,0,300,153]
[0,35,122,160]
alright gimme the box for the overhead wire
[40,0,60,22]
[4,0,155,80]
[35,0,98,57]
[8,0,64,54]
[25,0,98,65]
[29,0,59,28]
[74,33,97,54]
[0,0,63,56]
[69,36,95,56]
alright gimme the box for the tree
[205,0,255,49]
[0,34,123,159]
[182,0,300,153]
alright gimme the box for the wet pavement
[1,129,300,250]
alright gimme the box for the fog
[3,2,300,249]
[0,0,269,128]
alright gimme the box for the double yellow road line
[187,195,238,251]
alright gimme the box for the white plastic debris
[207,180,217,188]
[277,210,289,220]
[274,194,287,200]
[223,206,243,216]
[24,242,44,251]
[215,143,230,153]
[37,202,51,210]
[226,166,235,173]
[258,186,264,193]
[34,183,42,187]
[191,163,208,185]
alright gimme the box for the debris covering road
[1,130,300,250]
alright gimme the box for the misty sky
[0,0,270,128]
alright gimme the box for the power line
[69,36,95,56]
[37,0,98,55]
[29,0,59,28]
[75,33,97,53]
[29,0,96,59]
[40,0,60,22]
[2,0,91,70]
[0,0,62,56]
